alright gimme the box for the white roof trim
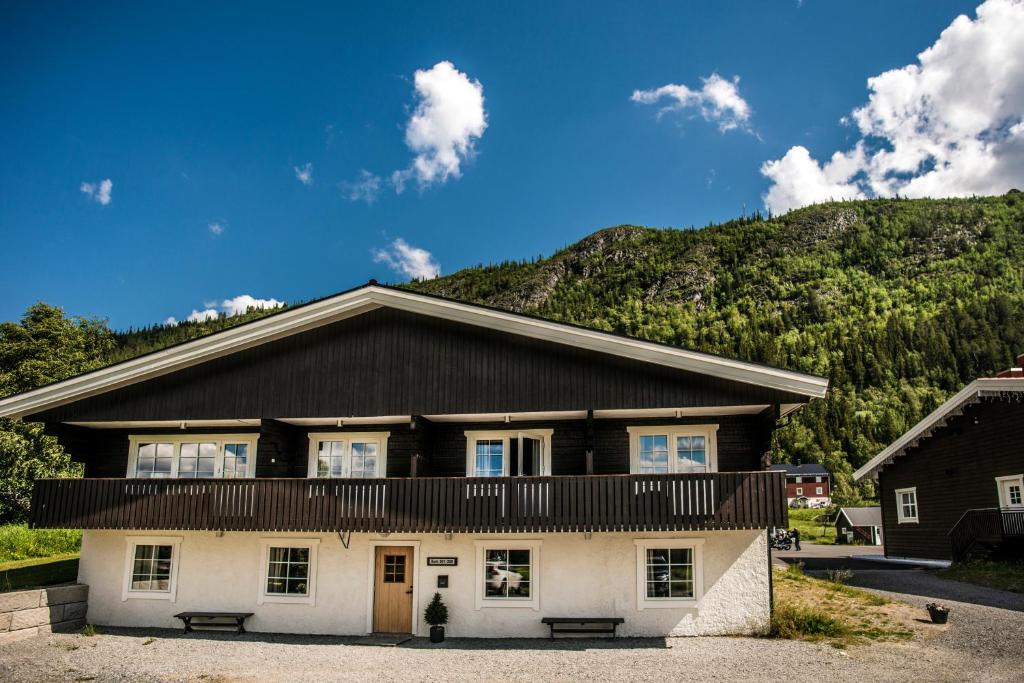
[0,285,828,419]
[854,378,1024,481]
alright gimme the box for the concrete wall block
[0,611,12,631]
[0,626,39,644]
[41,618,86,634]
[41,584,89,606]
[62,601,88,621]
[0,589,42,613]
[10,605,64,631]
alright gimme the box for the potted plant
[926,602,950,624]
[424,592,449,643]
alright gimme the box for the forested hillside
[2,194,1023,519]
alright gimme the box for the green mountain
[4,194,1024,518]
[407,193,1024,501]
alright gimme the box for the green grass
[769,603,851,640]
[0,524,81,563]
[787,507,837,545]
[939,560,1024,593]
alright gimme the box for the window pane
[645,547,693,600]
[476,440,504,476]
[483,548,531,599]
[639,435,670,474]
[130,544,172,592]
[269,547,289,563]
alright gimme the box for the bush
[769,604,850,640]
[825,568,854,584]
[424,592,448,627]
[0,525,81,564]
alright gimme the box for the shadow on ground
[843,569,1024,612]
[86,627,670,650]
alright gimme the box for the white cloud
[208,221,225,237]
[762,0,1024,214]
[761,146,866,215]
[372,238,440,280]
[80,178,113,205]
[294,162,314,186]
[164,294,284,326]
[340,170,382,204]
[393,61,487,192]
[632,73,752,133]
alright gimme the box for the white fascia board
[0,286,828,420]
[854,378,1024,481]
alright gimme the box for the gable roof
[0,283,828,420]
[836,506,881,528]
[854,377,1024,481]
[769,463,830,476]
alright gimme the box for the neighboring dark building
[834,507,882,545]
[855,358,1024,562]
[1,283,829,638]
[768,463,831,507]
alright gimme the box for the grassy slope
[939,560,1024,593]
[0,524,81,564]
[788,508,837,545]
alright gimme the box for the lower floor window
[634,539,704,608]
[131,544,173,592]
[645,547,694,599]
[484,548,532,599]
[266,547,310,596]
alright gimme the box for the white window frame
[258,538,319,605]
[996,474,1024,508]
[794,476,802,483]
[634,538,705,609]
[464,430,554,477]
[895,487,919,524]
[815,487,823,495]
[473,540,541,611]
[626,425,719,475]
[121,536,182,602]
[126,434,257,479]
[306,432,390,478]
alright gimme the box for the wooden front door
[373,546,414,633]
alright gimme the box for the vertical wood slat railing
[948,507,1024,562]
[30,472,788,533]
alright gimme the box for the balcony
[30,472,788,534]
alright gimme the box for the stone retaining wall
[0,584,88,643]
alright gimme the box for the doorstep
[352,633,413,647]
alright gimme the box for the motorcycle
[768,530,792,551]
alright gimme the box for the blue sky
[1,0,1016,329]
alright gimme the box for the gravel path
[2,570,1021,682]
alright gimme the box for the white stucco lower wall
[79,528,769,637]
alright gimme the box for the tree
[0,303,114,522]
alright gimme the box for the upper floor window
[895,487,918,523]
[306,432,389,478]
[627,425,718,475]
[464,430,553,477]
[127,435,256,479]
[996,475,1024,508]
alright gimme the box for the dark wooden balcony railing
[30,472,788,534]
[949,507,1024,561]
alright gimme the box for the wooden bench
[174,611,254,634]
[541,617,624,639]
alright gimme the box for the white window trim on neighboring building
[634,538,705,609]
[895,487,919,524]
[121,535,182,602]
[815,487,823,495]
[126,433,258,479]
[464,430,554,477]
[306,432,390,478]
[257,538,320,606]
[795,487,803,496]
[626,425,719,475]
[473,540,542,611]
[996,474,1024,508]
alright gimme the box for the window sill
[476,599,540,611]
[637,598,700,610]
[896,519,919,524]
[123,591,175,602]
[258,594,315,606]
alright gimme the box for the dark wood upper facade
[14,289,828,533]
[877,398,1024,560]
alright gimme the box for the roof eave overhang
[853,378,1024,481]
[0,285,829,420]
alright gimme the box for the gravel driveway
[2,570,1021,682]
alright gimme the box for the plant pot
[429,625,445,643]
[927,607,949,624]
